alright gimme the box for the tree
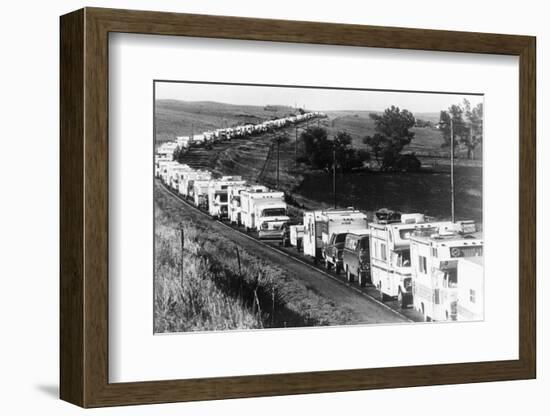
[333,131,369,172]
[439,99,483,159]
[300,127,369,171]
[463,100,483,159]
[300,126,333,169]
[362,106,416,171]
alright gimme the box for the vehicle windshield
[216,193,228,203]
[334,233,347,244]
[359,237,369,250]
[262,208,286,217]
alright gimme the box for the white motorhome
[156,159,177,180]
[456,256,484,322]
[410,230,483,321]
[318,209,368,269]
[192,180,211,208]
[207,178,247,219]
[369,214,457,308]
[178,170,211,197]
[253,199,290,241]
[239,187,271,230]
[240,189,287,238]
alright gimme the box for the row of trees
[299,105,422,173]
[299,128,370,172]
[297,99,483,173]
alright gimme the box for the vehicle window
[448,269,458,288]
[262,208,286,217]
[381,243,387,261]
[335,233,347,244]
[401,250,411,266]
[218,193,228,203]
[359,238,369,250]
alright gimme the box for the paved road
[157,181,409,325]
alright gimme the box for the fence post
[235,245,243,302]
[180,223,185,286]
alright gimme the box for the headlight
[261,222,269,229]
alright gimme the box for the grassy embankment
[154,182,356,333]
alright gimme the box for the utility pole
[276,137,280,189]
[333,144,337,209]
[295,127,298,169]
[450,117,455,223]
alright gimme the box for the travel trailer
[302,210,324,259]
[289,225,305,250]
[410,229,483,321]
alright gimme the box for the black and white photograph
[153,81,484,333]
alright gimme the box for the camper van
[369,214,457,307]
[319,209,368,271]
[410,230,483,321]
[342,230,371,285]
[456,256,484,322]
[207,178,247,219]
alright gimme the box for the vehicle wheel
[346,266,354,283]
[421,303,428,321]
[398,289,409,309]
[335,263,341,275]
[325,259,332,270]
[358,269,366,287]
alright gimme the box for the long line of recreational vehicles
[156,111,325,160]
[156,160,292,244]
[155,110,483,323]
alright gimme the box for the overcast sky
[155,81,483,114]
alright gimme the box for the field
[156,99,483,223]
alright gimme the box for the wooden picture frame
[60,7,536,408]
